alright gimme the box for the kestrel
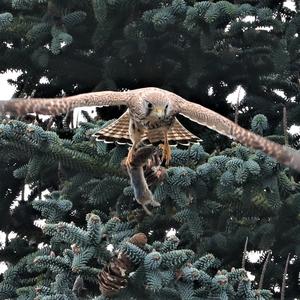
[0,87,300,171]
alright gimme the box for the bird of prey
[0,87,300,171]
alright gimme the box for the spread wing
[0,91,132,115]
[177,99,300,172]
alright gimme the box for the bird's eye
[164,104,169,114]
[147,102,153,109]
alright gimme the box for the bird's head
[142,97,172,122]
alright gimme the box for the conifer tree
[0,0,299,298]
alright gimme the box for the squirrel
[123,146,166,215]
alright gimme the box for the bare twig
[259,250,271,290]
[72,276,86,296]
[21,185,25,202]
[39,181,42,200]
[5,233,8,247]
[283,106,288,145]
[234,86,242,124]
[46,116,54,131]
[281,253,290,300]
[63,110,74,129]
[81,110,92,123]
[242,236,248,269]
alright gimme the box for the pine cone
[98,233,147,297]
[128,232,148,248]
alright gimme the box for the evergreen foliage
[0,192,272,299]
[0,0,299,298]
[0,111,299,297]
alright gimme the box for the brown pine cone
[98,233,147,297]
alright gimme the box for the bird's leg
[161,129,172,166]
[126,144,138,167]
[126,119,144,166]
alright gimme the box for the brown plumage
[93,110,200,145]
[1,87,300,171]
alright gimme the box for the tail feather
[93,110,132,144]
[145,119,201,145]
[93,111,201,146]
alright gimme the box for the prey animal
[124,146,161,215]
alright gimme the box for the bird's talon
[161,144,172,167]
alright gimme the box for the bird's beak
[153,107,164,118]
